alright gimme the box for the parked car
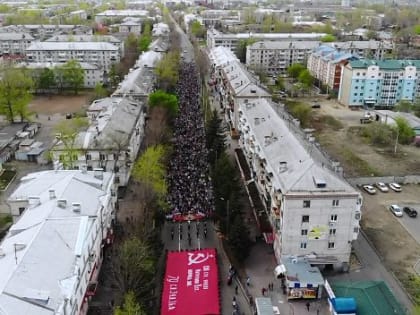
[388,183,402,192]
[375,182,389,192]
[403,207,418,218]
[362,185,377,195]
[389,205,403,217]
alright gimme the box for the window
[301,229,308,236]
[329,228,336,235]
[300,242,307,249]
[303,200,311,208]
[18,207,25,215]
[353,227,359,233]
[355,212,361,220]
[302,215,309,223]
[99,153,106,160]
[86,154,92,160]
[332,200,339,206]
[328,242,335,249]
[330,214,338,222]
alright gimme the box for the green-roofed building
[331,281,407,315]
[338,59,420,108]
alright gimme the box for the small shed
[254,297,274,315]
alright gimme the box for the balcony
[86,281,98,297]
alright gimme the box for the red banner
[161,249,220,315]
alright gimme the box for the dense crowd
[167,62,214,217]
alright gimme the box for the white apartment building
[246,41,320,75]
[25,42,120,71]
[1,169,117,315]
[0,24,92,40]
[112,50,162,100]
[118,19,142,35]
[206,28,327,52]
[68,9,87,20]
[208,46,271,134]
[22,62,103,88]
[51,98,146,186]
[94,9,149,23]
[0,32,34,56]
[45,34,125,57]
[237,98,362,270]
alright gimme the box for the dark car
[403,207,418,218]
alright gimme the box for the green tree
[228,213,252,261]
[320,34,336,42]
[132,145,167,208]
[148,90,179,117]
[139,21,152,52]
[0,67,33,123]
[298,69,314,89]
[235,38,256,63]
[190,20,206,38]
[108,64,120,89]
[154,52,179,91]
[275,75,285,90]
[53,117,88,168]
[206,109,226,166]
[394,116,415,145]
[394,100,413,113]
[361,122,394,147]
[114,291,145,315]
[61,60,84,94]
[261,14,273,32]
[414,25,420,35]
[287,63,306,80]
[93,83,108,99]
[111,237,155,301]
[37,68,56,93]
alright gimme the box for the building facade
[246,41,320,75]
[338,59,420,108]
[50,98,146,186]
[236,99,362,270]
[1,169,117,315]
[25,42,120,71]
[0,33,34,56]
[206,28,327,52]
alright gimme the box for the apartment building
[208,46,271,135]
[307,45,359,91]
[118,19,142,35]
[25,42,120,71]
[0,32,34,57]
[338,59,420,108]
[246,41,320,75]
[0,24,92,40]
[112,50,162,100]
[94,9,149,23]
[51,97,146,186]
[207,28,327,52]
[45,34,125,57]
[22,62,103,88]
[199,9,241,27]
[1,169,116,315]
[237,98,362,270]
[68,9,87,20]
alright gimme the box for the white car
[375,182,389,193]
[389,183,402,192]
[362,185,377,195]
[389,205,403,217]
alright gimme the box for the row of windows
[303,199,340,208]
[302,212,360,223]
[300,241,336,249]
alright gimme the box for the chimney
[72,203,81,213]
[279,161,288,173]
[49,189,56,199]
[57,199,67,208]
[28,196,41,207]
[93,168,103,180]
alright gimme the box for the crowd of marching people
[166,62,214,217]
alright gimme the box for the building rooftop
[26,42,119,51]
[349,59,420,69]
[248,41,320,50]
[331,281,405,315]
[45,34,121,44]
[209,29,327,40]
[0,32,34,41]
[53,98,144,151]
[1,170,113,315]
[96,9,148,17]
[19,62,99,70]
[282,256,324,286]
[238,98,357,195]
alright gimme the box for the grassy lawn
[0,214,12,229]
[0,169,16,190]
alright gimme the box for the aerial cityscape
[0,0,419,315]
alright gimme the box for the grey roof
[53,98,144,151]
[282,256,324,285]
[209,29,327,40]
[238,99,357,195]
[374,110,420,129]
[113,51,161,96]
[96,9,148,17]
[26,42,119,51]
[20,62,99,70]
[0,124,27,150]
[0,32,34,41]
[45,34,121,44]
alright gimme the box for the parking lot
[359,183,420,276]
